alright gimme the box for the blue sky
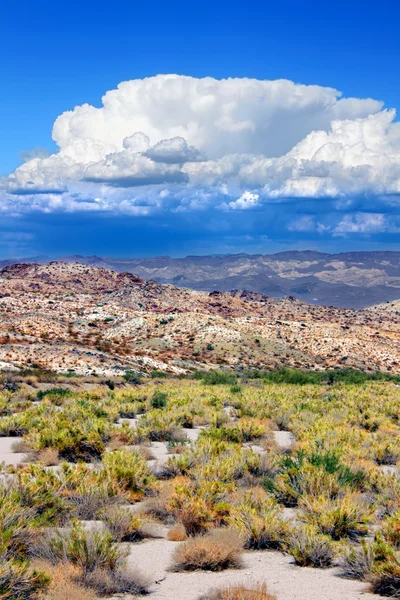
[0,0,399,257]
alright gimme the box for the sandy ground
[273,430,295,450]
[124,538,384,600]
[0,436,27,465]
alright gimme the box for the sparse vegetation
[170,529,243,571]
[200,582,277,600]
[1,371,400,598]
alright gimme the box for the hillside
[0,261,398,376]
[1,250,400,308]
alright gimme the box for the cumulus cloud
[221,191,261,210]
[20,147,50,163]
[2,74,400,235]
[145,136,204,164]
[334,212,400,235]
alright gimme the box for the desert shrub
[38,447,59,466]
[35,562,96,600]
[200,582,276,600]
[33,521,125,573]
[382,511,400,548]
[0,374,21,393]
[151,369,168,378]
[123,371,142,384]
[101,448,155,500]
[340,541,374,579]
[36,388,71,400]
[0,488,43,562]
[230,385,242,394]
[300,493,371,540]
[196,371,237,386]
[368,533,400,596]
[0,562,50,600]
[228,497,291,550]
[170,528,243,571]
[166,478,232,534]
[372,440,400,465]
[135,410,186,443]
[151,390,168,409]
[208,419,266,444]
[101,506,143,542]
[168,490,215,534]
[30,418,106,462]
[82,566,150,595]
[118,401,138,418]
[167,523,187,541]
[287,527,335,568]
[70,488,115,520]
[11,439,31,453]
[10,469,68,527]
[270,449,366,506]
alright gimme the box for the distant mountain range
[0,261,399,375]
[0,250,399,308]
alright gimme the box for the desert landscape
[1,370,400,599]
[3,2,400,598]
[0,262,400,599]
[0,261,398,378]
[2,251,400,309]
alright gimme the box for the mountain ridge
[0,260,398,376]
[0,251,399,308]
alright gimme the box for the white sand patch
[273,431,295,450]
[182,427,202,443]
[0,437,27,465]
[124,538,384,600]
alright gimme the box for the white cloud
[333,212,400,235]
[2,74,400,221]
[20,147,50,163]
[51,75,382,159]
[221,191,260,210]
[145,136,204,164]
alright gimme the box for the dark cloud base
[0,200,399,260]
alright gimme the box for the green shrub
[37,387,71,400]
[151,390,168,409]
[196,371,237,386]
[123,371,142,384]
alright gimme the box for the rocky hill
[1,250,399,309]
[0,261,398,376]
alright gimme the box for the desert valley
[0,262,400,599]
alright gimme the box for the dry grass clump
[31,521,150,596]
[70,488,116,520]
[38,447,59,466]
[167,522,187,541]
[170,528,243,571]
[34,562,96,600]
[0,562,50,600]
[101,506,144,542]
[200,582,276,600]
[11,438,31,453]
[287,527,335,568]
[340,542,374,580]
[81,566,150,596]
